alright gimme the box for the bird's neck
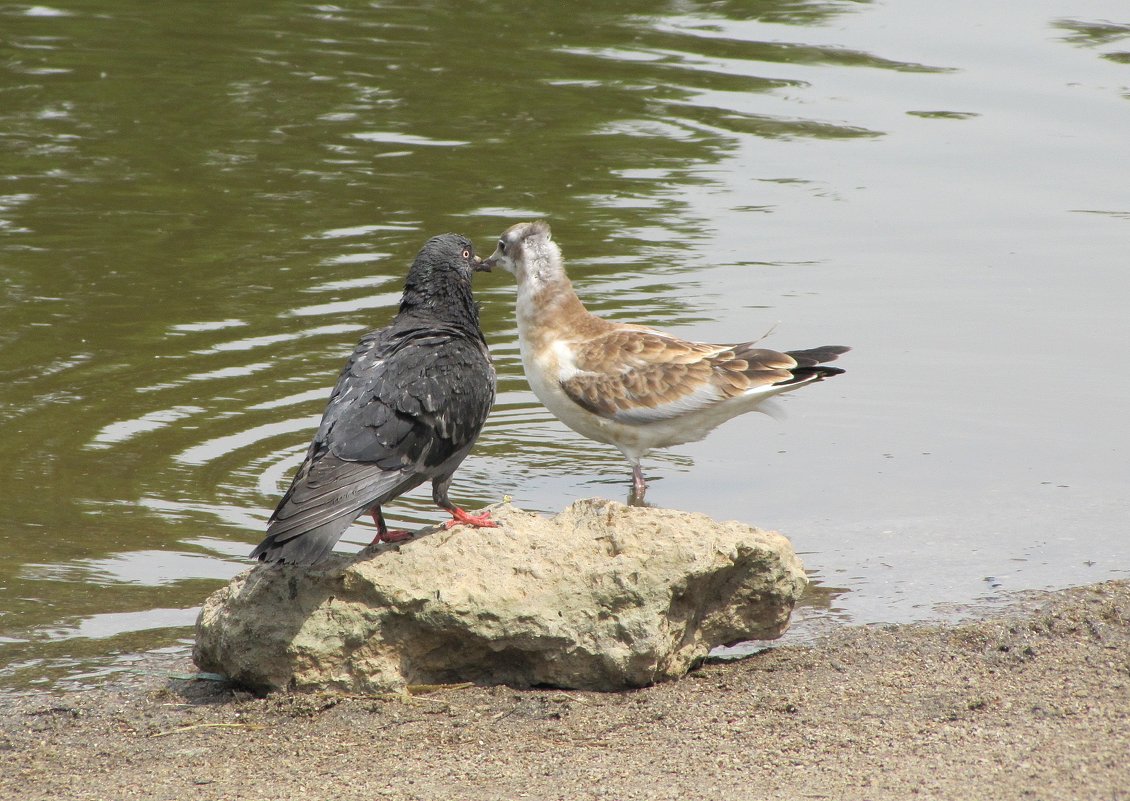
[400,278,483,335]
[515,250,604,349]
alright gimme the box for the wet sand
[2,580,1127,801]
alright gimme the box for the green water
[2,0,1129,688]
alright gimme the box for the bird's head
[480,220,559,284]
[405,233,481,289]
[400,233,486,319]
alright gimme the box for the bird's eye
[461,249,471,259]
[498,239,506,254]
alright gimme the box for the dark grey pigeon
[250,233,497,565]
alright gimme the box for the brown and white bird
[480,220,848,501]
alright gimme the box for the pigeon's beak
[476,255,495,273]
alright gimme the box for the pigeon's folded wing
[328,326,496,469]
[255,326,494,563]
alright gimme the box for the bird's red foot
[443,507,498,530]
[370,528,414,545]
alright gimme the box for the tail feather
[250,514,356,566]
[779,344,850,386]
[786,345,850,367]
[251,458,419,566]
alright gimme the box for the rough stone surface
[193,499,807,693]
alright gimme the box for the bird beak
[476,256,494,273]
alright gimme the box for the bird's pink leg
[631,464,648,499]
[369,506,414,544]
[443,506,499,530]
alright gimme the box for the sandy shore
[2,580,1127,801]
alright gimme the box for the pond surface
[2,0,1128,689]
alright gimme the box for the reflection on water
[2,0,1129,689]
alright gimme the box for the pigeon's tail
[250,514,357,566]
[251,459,421,566]
[780,345,850,385]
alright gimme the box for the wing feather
[559,329,806,425]
[253,321,495,564]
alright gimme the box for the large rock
[194,499,807,693]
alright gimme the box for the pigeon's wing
[251,328,424,564]
[251,446,420,565]
[328,325,496,469]
[559,328,805,425]
[253,325,494,565]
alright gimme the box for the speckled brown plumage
[481,220,848,500]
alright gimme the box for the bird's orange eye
[462,249,471,259]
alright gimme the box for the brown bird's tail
[781,345,850,384]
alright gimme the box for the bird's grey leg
[369,505,413,544]
[432,475,498,530]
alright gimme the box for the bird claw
[370,529,414,545]
[444,508,498,530]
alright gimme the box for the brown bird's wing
[559,328,800,425]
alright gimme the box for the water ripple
[350,131,470,147]
[314,222,418,239]
[247,386,330,412]
[190,322,364,354]
[286,291,400,318]
[168,319,247,334]
[87,405,206,449]
[21,6,72,17]
[173,415,320,466]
